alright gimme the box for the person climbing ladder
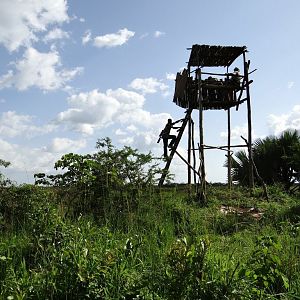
[158,118,182,158]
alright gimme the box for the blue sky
[0,0,299,183]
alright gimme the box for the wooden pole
[174,150,201,177]
[227,107,232,189]
[203,144,248,150]
[197,67,206,201]
[191,119,197,186]
[187,65,191,189]
[241,136,269,200]
[188,115,192,187]
[243,52,254,191]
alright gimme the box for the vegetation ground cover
[0,135,299,299]
[0,183,299,299]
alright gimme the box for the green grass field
[0,184,299,299]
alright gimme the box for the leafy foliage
[239,236,289,296]
[231,130,300,191]
[35,138,162,188]
[0,183,299,299]
[0,158,11,186]
[34,138,165,218]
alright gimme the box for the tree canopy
[230,130,300,191]
[34,137,165,189]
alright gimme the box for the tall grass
[0,183,299,299]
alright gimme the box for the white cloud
[220,124,248,141]
[0,71,14,89]
[0,136,87,179]
[55,87,171,145]
[93,28,135,48]
[129,77,168,94]
[268,105,300,135]
[154,31,165,38]
[56,89,121,134]
[107,88,145,110]
[127,125,137,132]
[0,111,55,138]
[119,136,134,145]
[0,0,69,52]
[166,72,176,80]
[287,81,294,89]
[140,33,149,39]
[45,137,86,153]
[0,139,55,173]
[43,28,70,43]
[82,30,92,45]
[117,107,169,130]
[0,47,82,91]
[115,129,127,136]
[79,18,85,23]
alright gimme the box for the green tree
[0,158,10,186]
[34,138,165,216]
[35,138,162,188]
[230,130,300,191]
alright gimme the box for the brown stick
[174,150,201,177]
[197,68,206,202]
[202,144,248,150]
[241,136,269,200]
[243,53,254,190]
[228,108,232,189]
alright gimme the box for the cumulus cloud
[0,0,69,52]
[56,89,121,135]
[82,30,92,45]
[93,28,135,48]
[43,28,70,43]
[0,111,55,138]
[0,136,87,179]
[154,31,165,38]
[0,138,55,174]
[115,129,127,136]
[140,33,149,39]
[166,73,176,80]
[287,81,294,89]
[55,87,171,147]
[0,47,82,91]
[220,124,248,141]
[129,77,168,94]
[45,137,86,153]
[268,105,300,135]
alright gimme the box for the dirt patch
[220,205,264,220]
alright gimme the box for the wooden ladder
[158,108,193,186]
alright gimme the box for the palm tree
[277,130,300,190]
[230,150,249,185]
[230,130,300,190]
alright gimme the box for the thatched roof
[188,44,246,67]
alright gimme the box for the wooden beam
[202,144,248,150]
[188,114,192,187]
[227,108,232,190]
[174,150,200,177]
[201,71,245,78]
[243,53,254,190]
[197,68,206,201]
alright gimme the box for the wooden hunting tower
[159,44,255,200]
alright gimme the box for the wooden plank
[243,53,254,190]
